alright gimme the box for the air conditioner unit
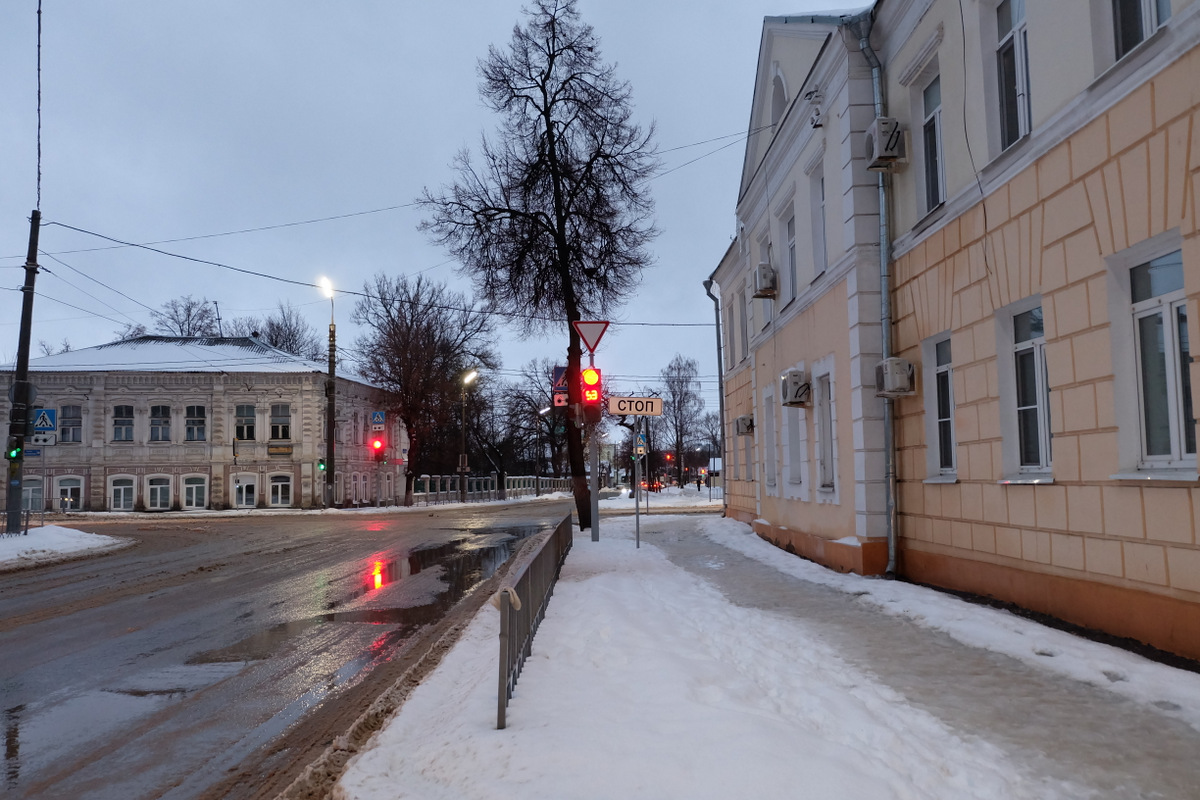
[875,357,916,398]
[780,369,811,407]
[752,261,777,298]
[734,414,755,435]
[865,116,905,171]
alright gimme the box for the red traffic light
[372,438,384,450]
[581,367,602,404]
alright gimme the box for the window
[23,477,43,512]
[815,374,836,489]
[113,405,134,442]
[737,287,749,360]
[235,477,257,507]
[763,392,778,489]
[784,402,808,493]
[811,172,827,277]
[235,404,256,441]
[60,405,82,443]
[150,405,171,442]
[1131,250,1194,465]
[185,405,206,442]
[58,477,82,511]
[1113,0,1171,60]
[935,339,956,472]
[270,475,292,506]
[271,403,291,440]
[922,75,945,211]
[148,477,170,510]
[111,478,134,511]
[1014,306,1051,470]
[786,215,798,303]
[183,476,207,509]
[997,0,1031,150]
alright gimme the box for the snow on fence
[410,474,572,505]
[496,513,573,729]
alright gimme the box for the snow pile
[335,517,1081,800]
[599,484,722,511]
[0,525,128,570]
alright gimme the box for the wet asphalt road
[0,500,572,800]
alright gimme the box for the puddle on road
[187,526,541,665]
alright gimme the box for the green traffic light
[318,458,327,471]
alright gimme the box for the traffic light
[371,437,385,462]
[5,436,22,461]
[318,458,326,472]
[581,367,602,423]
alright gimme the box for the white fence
[410,474,573,506]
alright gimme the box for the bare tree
[37,338,71,356]
[419,0,658,527]
[660,354,705,486]
[351,274,497,504]
[151,295,220,337]
[114,322,148,340]
[228,301,322,359]
[699,411,722,457]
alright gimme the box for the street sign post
[608,396,663,416]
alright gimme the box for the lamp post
[459,369,478,502]
[319,277,336,509]
[536,406,551,496]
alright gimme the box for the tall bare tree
[150,294,220,337]
[419,0,658,527]
[660,354,705,486]
[228,301,323,359]
[351,274,497,504]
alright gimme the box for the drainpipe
[703,278,728,517]
[845,10,899,577]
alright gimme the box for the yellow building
[715,0,1200,660]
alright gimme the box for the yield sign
[572,320,610,353]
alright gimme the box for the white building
[1,336,406,511]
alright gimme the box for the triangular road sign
[572,320,610,353]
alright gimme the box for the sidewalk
[335,513,1200,800]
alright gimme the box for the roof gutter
[703,277,728,518]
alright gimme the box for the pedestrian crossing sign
[33,409,57,431]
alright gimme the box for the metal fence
[410,474,573,506]
[496,513,573,729]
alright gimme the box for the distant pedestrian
[696,477,701,491]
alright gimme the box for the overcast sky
[1,1,841,410]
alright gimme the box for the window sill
[912,203,947,236]
[818,484,836,493]
[998,474,1054,485]
[1110,470,1199,483]
[923,474,959,484]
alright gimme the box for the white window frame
[996,297,1053,480]
[811,171,827,279]
[183,475,207,509]
[270,474,293,507]
[109,475,135,511]
[781,362,811,501]
[23,476,43,512]
[55,476,83,511]
[812,356,839,502]
[762,388,778,492]
[1113,0,1171,60]
[921,74,946,213]
[923,334,958,479]
[786,214,798,304]
[996,0,1031,150]
[146,476,171,511]
[234,473,257,508]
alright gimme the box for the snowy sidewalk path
[646,522,1200,799]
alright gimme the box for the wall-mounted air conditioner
[875,357,916,398]
[865,117,905,171]
[734,414,755,435]
[780,369,811,407]
[752,262,777,298]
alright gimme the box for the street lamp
[536,406,551,496]
[459,369,479,502]
[319,276,336,509]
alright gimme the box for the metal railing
[410,474,573,506]
[496,513,573,729]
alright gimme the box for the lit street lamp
[459,369,479,502]
[319,276,336,508]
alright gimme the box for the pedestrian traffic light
[318,458,327,472]
[371,437,385,462]
[581,367,602,423]
[5,436,22,461]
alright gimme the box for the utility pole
[6,210,41,533]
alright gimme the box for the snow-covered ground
[8,491,1200,797]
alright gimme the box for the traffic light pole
[6,210,40,533]
[325,320,336,509]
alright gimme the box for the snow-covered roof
[6,335,338,377]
